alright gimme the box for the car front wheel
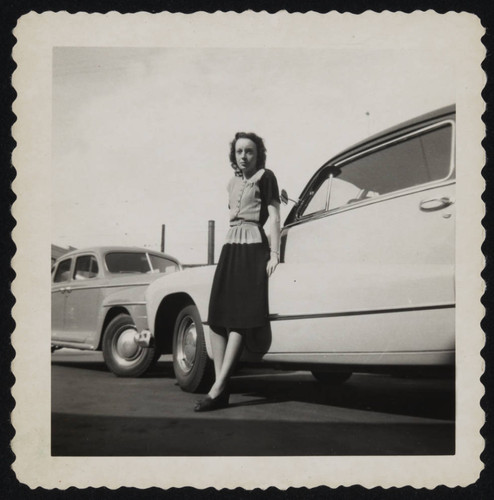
[311,371,352,385]
[172,305,213,393]
[102,313,158,377]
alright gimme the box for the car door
[267,119,455,358]
[51,257,73,341]
[63,253,103,343]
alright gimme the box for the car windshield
[148,254,179,274]
[105,252,151,274]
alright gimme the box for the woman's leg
[208,330,244,399]
[209,327,228,379]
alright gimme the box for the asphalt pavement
[51,350,455,456]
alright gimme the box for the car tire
[311,371,352,385]
[172,305,213,393]
[102,313,158,377]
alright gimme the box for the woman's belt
[229,220,261,227]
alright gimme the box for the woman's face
[235,138,257,176]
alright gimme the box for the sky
[52,46,456,263]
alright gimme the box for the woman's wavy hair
[229,132,267,177]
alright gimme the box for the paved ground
[51,350,455,456]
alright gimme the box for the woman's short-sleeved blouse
[228,168,280,227]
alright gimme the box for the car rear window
[105,252,150,274]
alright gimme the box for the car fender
[145,265,217,334]
[98,273,169,344]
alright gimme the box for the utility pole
[208,220,215,265]
[161,224,166,253]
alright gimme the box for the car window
[328,124,452,211]
[298,123,452,219]
[74,255,99,280]
[105,252,151,274]
[301,177,331,217]
[53,258,72,283]
[148,254,179,274]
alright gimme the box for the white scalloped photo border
[10,11,485,489]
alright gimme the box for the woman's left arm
[266,202,281,277]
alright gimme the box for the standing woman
[194,132,281,412]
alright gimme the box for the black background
[1,0,492,498]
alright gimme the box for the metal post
[208,220,215,265]
[161,224,166,253]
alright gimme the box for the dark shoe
[194,390,230,412]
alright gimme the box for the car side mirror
[280,189,289,204]
[281,189,298,206]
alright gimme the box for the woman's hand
[266,252,279,277]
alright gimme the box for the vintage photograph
[11,12,485,489]
[50,45,458,457]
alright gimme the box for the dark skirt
[208,224,270,331]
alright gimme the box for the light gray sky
[52,46,455,263]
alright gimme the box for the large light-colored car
[51,246,181,376]
[141,105,456,392]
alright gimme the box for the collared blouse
[227,168,280,227]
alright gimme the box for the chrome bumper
[134,329,154,348]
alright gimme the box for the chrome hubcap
[177,317,197,374]
[115,327,140,360]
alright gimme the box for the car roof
[54,246,180,264]
[327,104,455,166]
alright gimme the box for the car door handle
[65,287,72,294]
[419,196,455,212]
